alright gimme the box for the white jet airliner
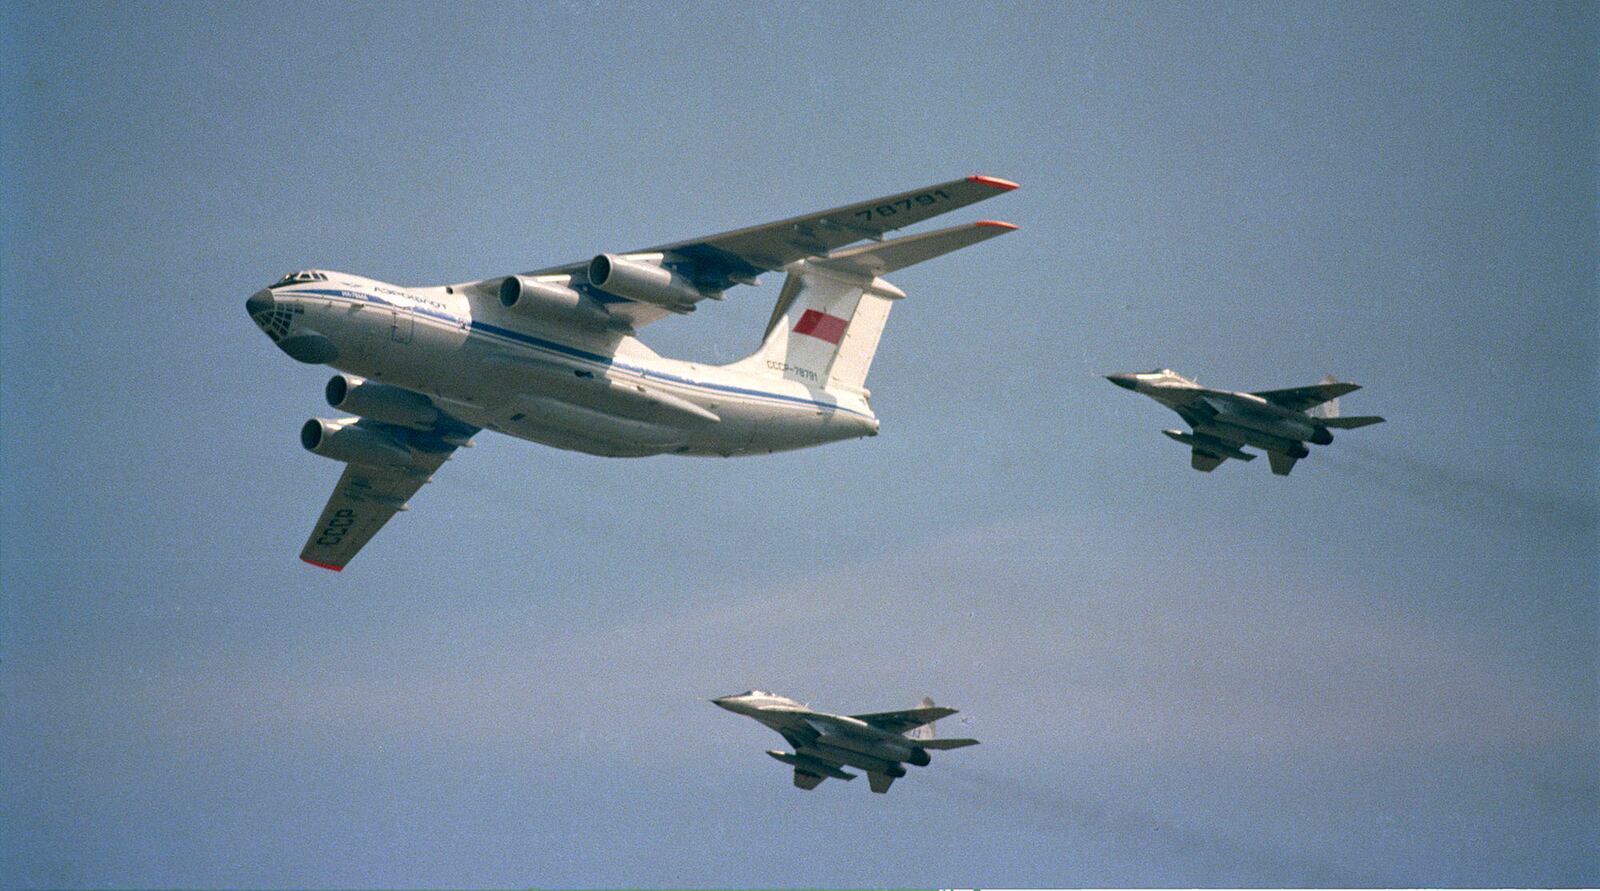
[249,176,1018,570]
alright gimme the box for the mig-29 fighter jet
[713,690,977,793]
[1107,369,1384,475]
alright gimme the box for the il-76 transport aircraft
[249,176,1018,570]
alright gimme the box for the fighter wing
[1251,381,1361,412]
[299,418,475,571]
[849,706,958,735]
[511,175,1018,330]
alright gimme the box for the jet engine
[300,417,415,468]
[324,375,438,430]
[587,253,714,311]
[907,747,931,767]
[498,275,613,328]
[1212,410,1315,444]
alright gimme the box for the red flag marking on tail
[793,309,848,344]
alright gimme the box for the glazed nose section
[1106,373,1139,391]
[247,288,274,318]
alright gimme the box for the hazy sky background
[2,1,1595,887]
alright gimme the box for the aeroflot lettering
[316,508,357,546]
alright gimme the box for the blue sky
[2,1,1595,887]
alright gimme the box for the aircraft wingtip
[967,175,1019,191]
[974,220,1019,230]
[301,557,344,572]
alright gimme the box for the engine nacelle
[907,747,931,767]
[300,417,415,467]
[1310,426,1334,446]
[324,375,438,430]
[587,253,713,310]
[498,275,613,327]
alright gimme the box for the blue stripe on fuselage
[274,286,871,419]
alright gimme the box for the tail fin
[907,697,979,749]
[725,221,1015,395]
[907,697,939,741]
[1308,375,1341,420]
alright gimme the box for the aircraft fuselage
[249,271,878,458]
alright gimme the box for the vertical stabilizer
[723,219,1015,396]
[1308,375,1341,420]
[907,697,939,741]
[727,266,895,395]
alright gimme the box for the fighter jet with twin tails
[248,176,1017,570]
[1107,369,1384,475]
[713,691,977,793]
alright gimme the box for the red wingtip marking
[301,557,344,572]
[967,175,1019,191]
[975,220,1019,230]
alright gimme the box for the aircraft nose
[711,696,742,712]
[1106,373,1139,391]
[246,288,274,318]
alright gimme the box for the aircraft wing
[1251,381,1361,412]
[849,706,958,734]
[513,175,1018,330]
[299,419,474,571]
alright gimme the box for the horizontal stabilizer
[1321,415,1385,429]
[917,737,979,750]
[815,220,1017,278]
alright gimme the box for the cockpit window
[270,270,328,288]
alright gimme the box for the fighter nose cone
[246,288,274,318]
[1106,374,1139,390]
[711,696,737,711]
